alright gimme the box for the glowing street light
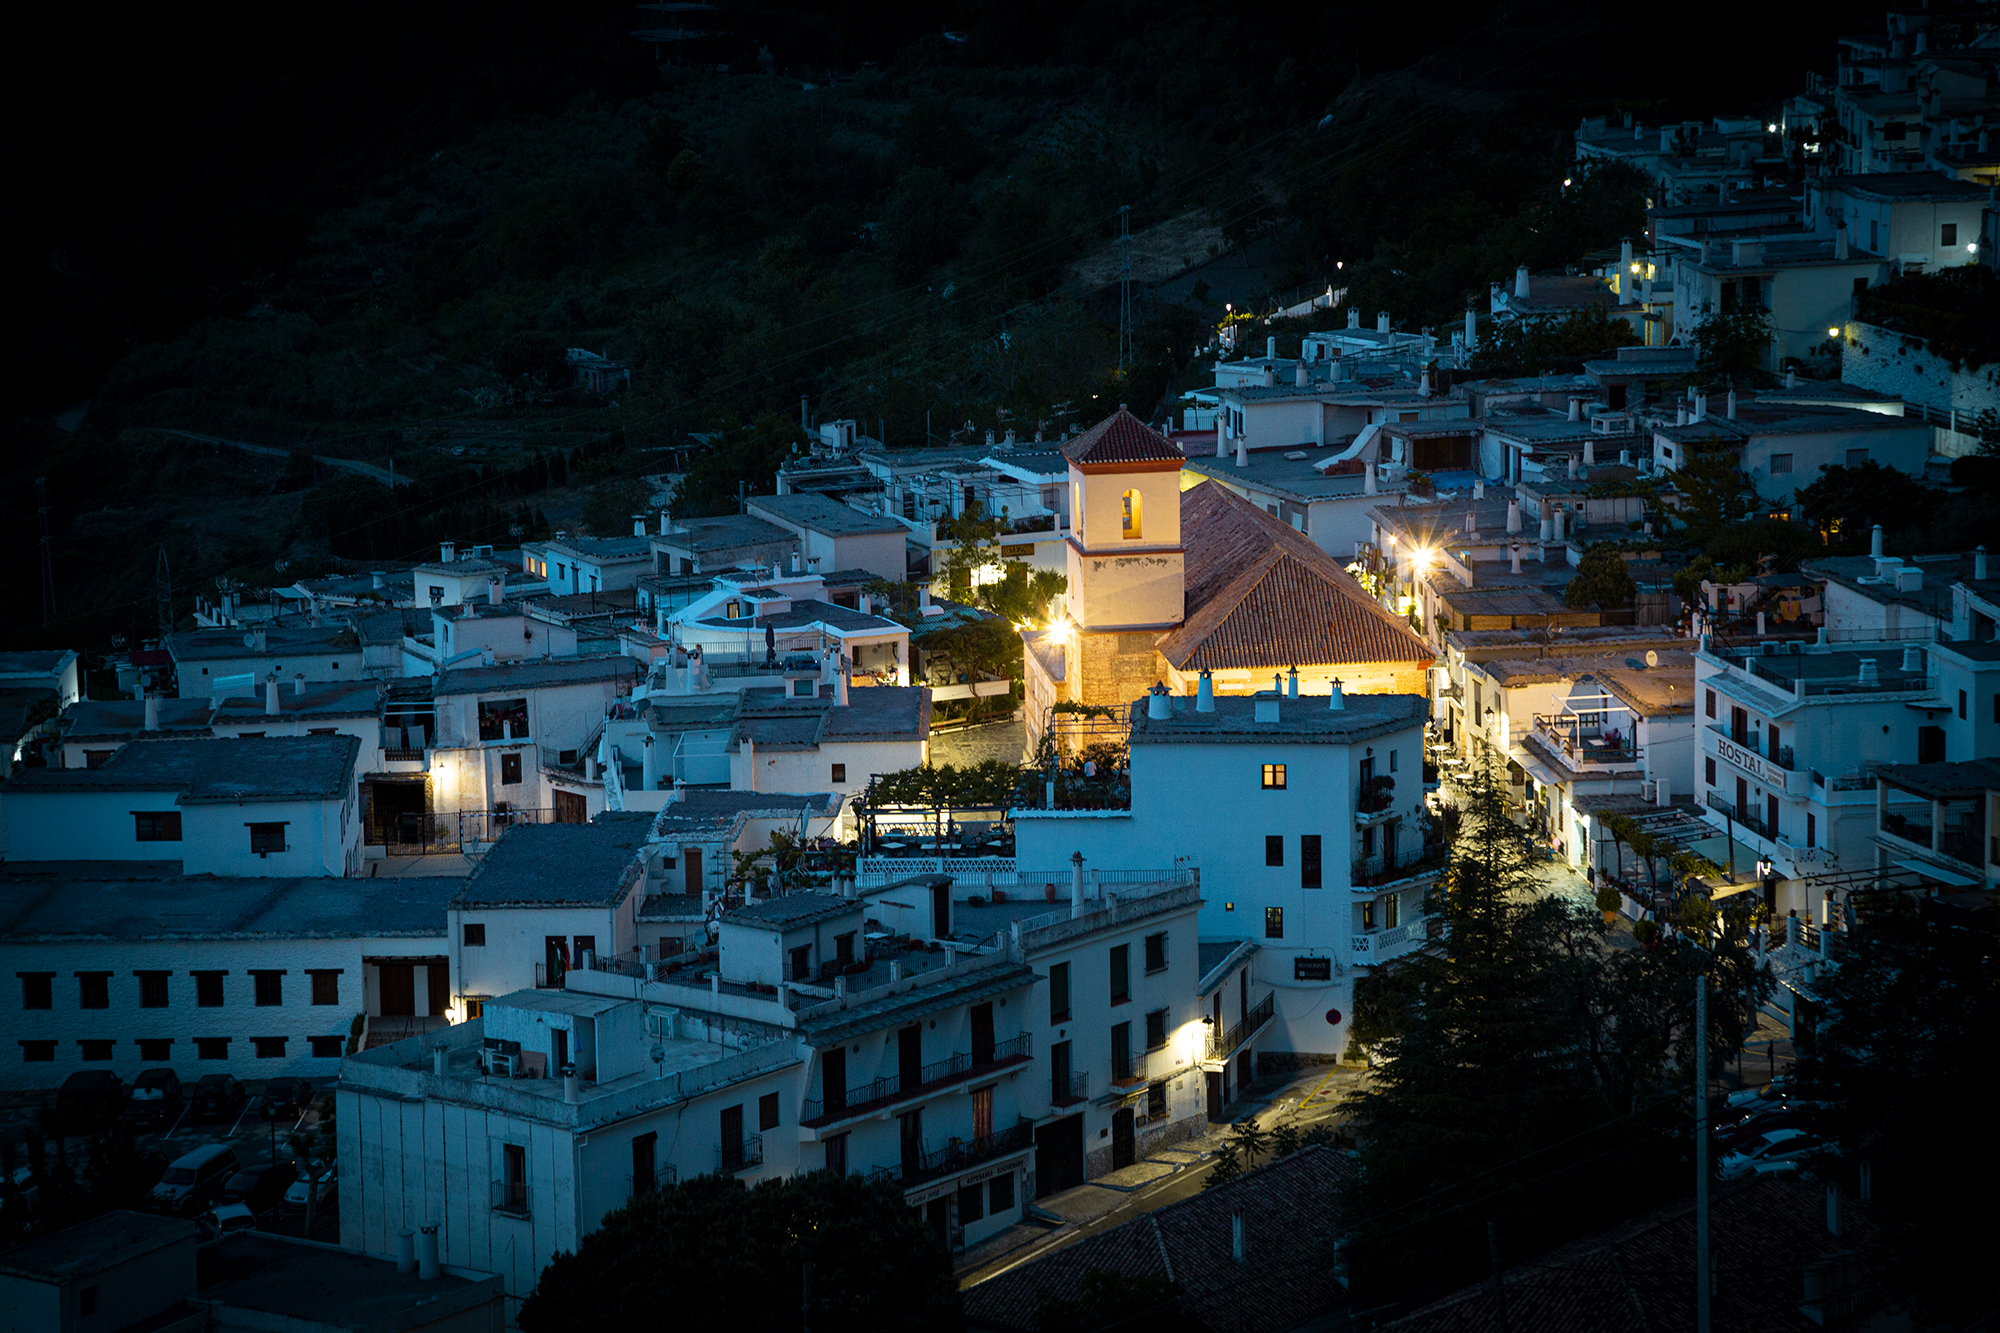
[1828,326,1841,338]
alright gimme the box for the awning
[1511,748,1565,792]
[1893,857,1979,887]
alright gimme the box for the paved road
[164,430,411,488]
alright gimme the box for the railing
[381,725,429,762]
[905,1122,1034,1187]
[1351,845,1447,888]
[460,808,558,844]
[1880,811,1934,847]
[1208,993,1274,1061]
[1532,715,1637,766]
[1353,920,1429,965]
[1939,829,1984,867]
[801,1034,1032,1124]
[1707,724,1795,772]
[717,1134,763,1174]
[628,1164,678,1196]
[491,1179,529,1216]
[1053,1071,1089,1106]
[1705,791,1772,838]
[534,962,564,989]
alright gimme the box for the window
[1144,1008,1168,1050]
[248,822,288,855]
[1959,690,1968,721]
[1806,812,1817,849]
[429,585,445,603]
[1121,489,1142,539]
[1261,764,1287,789]
[759,1091,780,1131]
[1770,453,1794,475]
[1386,893,1401,927]
[1705,757,1717,786]
[308,726,338,735]
[1361,826,1375,857]
[1389,749,1398,773]
[1301,834,1323,889]
[78,972,110,1009]
[478,698,530,742]
[500,752,522,785]
[1049,962,1070,1023]
[20,973,52,1010]
[80,1040,114,1061]
[1143,932,1167,973]
[1147,1081,1167,1120]
[1265,906,1285,939]
[20,1041,55,1062]
[1705,689,1716,719]
[310,1036,345,1058]
[1942,223,1957,246]
[989,1171,1015,1215]
[195,1038,230,1060]
[1359,755,1375,784]
[824,1133,848,1175]
[1847,449,1868,468]
[84,749,114,768]
[789,945,812,982]
[81,1286,99,1318]
[1361,900,1377,929]
[254,1037,287,1059]
[137,971,169,1008]
[834,933,854,967]
[1109,945,1130,1004]
[309,970,340,1005]
[1111,1022,1132,1081]
[958,1180,985,1223]
[253,971,283,1007]
[500,1143,528,1214]
[831,763,846,783]
[133,811,183,841]
[463,923,486,947]
[1265,835,1284,866]
[138,1039,172,1061]
[194,972,225,1007]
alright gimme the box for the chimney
[1977,546,1989,580]
[835,659,849,707]
[1197,669,1215,712]
[633,515,647,537]
[1216,430,1227,460]
[1871,524,1885,558]
[1295,362,1309,387]
[1677,405,1688,426]
[440,542,456,564]
[642,732,658,792]
[1473,478,1486,500]
[1660,128,1673,152]
[432,1045,447,1076]
[1514,267,1530,299]
[1835,229,1850,259]
[1569,397,1581,422]
[264,675,280,717]
[371,571,385,590]
[294,672,306,696]
[1620,448,1632,466]
[1147,686,1172,720]
[790,550,802,574]
[741,736,755,791]
[1540,511,1554,542]
[1786,368,1798,389]
[1376,311,1390,333]
[1507,499,1521,533]
[1620,239,1636,305]
[1567,454,1579,479]
[143,693,160,731]
[1553,507,1567,542]
[1364,462,1378,495]
[1287,665,1299,699]
[659,509,671,535]
[1584,439,1596,467]
[417,1226,440,1280]
[1261,365,1276,388]
[1267,336,1277,360]
[1071,852,1087,919]
[1901,645,1922,672]
[1693,394,1707,422]
[1328,677,1345,711]
[1510,543,1523,575]
[1348,307,1360,329]
[1231,1210,1247,1264]
[1857,658,1879,686]
[1464,307,1478,351]
[488,578,503,606]
[919,585,933,612]
[1236,439,1249,468]
[397,1231,416,1274]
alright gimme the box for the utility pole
[36,477,55,626]
[1695,970,1712,1333]
[1118,205,1133,374]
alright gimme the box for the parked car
[55,1071,126,1132]
[198,1203,259,1243]
[1726,1076,1791,1110]
[260,1078,313,1121]
[127,1069,184,1127]
[219,1162,297,1215]
[283,1162,337,1213]
[1715,1108,1809,1151]
[1718,1128,1821,1181]
[190,1074,247,1122]
[149,1143,240,1215]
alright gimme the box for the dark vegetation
[6,0,1879,655]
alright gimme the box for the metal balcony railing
[491,1179,529,1216]
[801,1034,1031,1123]
[1053,1071,1088,1106]
[1706,791,1772,838]
[1208,993,1274,1061]
[905,1122,1034,1187]
[717,1135,763,1174]
[628,1164,677,1196]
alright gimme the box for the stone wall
[1842,321,2000,459]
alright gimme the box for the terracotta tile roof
[1059,409,1184,466]
[1157,482,1435,673]
[1378,1176,1885,1333]
[963,1146,1354,1333]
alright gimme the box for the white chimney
[294,672,306,696]
[264,676,280,717]
[1540,511,1554,542]
[1569,397,1581,422]
[1620,239,1635,305]
[1977,546,1989,580]
[1236,439,1249,468]
[1677,405,1688,426]
[633,515,647,537]
[1553,507,1567,542]
[919,585,933,612]
[1726,390,1738,419]
[432,1045,447,1076]
[1261,365,1276,388]
[659,510,671,535]
[835,659,849,707]
[1215,430,1227,460]
[1348,308,1360,329]
[1071,852,1087,919]
[1473,478,1486,500]
[371,571,385,590]
[1510,543,1523,574]
[1584,439,1596,467]
[1514,267,1530,299]
[1785,368,1798,389]
[1197,669,1215,712]
[1567,454,1579,479]
[1267,336,1277,360]
[1835,229,1850,260]
[1901,645,1922,672]
[1328,677,1345,711]
[790,550,802,574]
[1693,394,1707,422]
[439,542,456,563]
[1464,307,1477,351]
[1295,362,1309,387]
[1871,524,1885,558]
[144,694,160,731]
[1857,658,1879,686]
[488,578,502,606]
[1147,687,1172,720]
[397,1231,416,1274]
[1287,665,1299,699]
[1507,499,1521,533]
[642,732,658,792]
[741,735,755,791]
[1757,611,1767,636]
[1377,311,1391,333]
[1364,462,1378,495]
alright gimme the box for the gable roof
[1157,482,1434,672]
[1059,409,1184,467]
[963,1146,1353,1333]
[452,815,654,908]
[1,735,359,803]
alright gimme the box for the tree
[1795,893,2000,1326]
[880,167,964,276]
[1670,444,1764,545]
[1470,306,1641,376]
[1563,543,1637,610]
[1796,460,1935,551]
[934,507,1008,601]
[980,564,1067,627]
[1689,308,1773,384]
[518,1172,961,1333]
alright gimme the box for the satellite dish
[1646,650,1659,668]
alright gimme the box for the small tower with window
[1060,409,1186,631]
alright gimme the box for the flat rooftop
[0,1210,193,1282]
[1181,451,1411,503]
[0,868,454,941]
[1,734,359,802]
[453,815,653,908]
[196,1231,500,1327]
[435,653,642,694]
[1127,691,1425,745]
[749,493,905,536]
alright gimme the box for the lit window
[1121,489,1142,539]
[1261,764,1287,789]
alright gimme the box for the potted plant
[1594,880,1621,924]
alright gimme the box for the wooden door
[554,790,587,824]
[821,1046,847,1116]
[684,847,703,896]
[898,1025,922,1091]
[1206,1071,1223,1123]
[1034,1114,1083,1197]
[1111,1107,1135,1169]
[970,1002,994,1067]
[426,959,450,1017]
[378,963,415,1016]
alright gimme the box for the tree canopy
[1563,543,1637,610]
[518,1171,961,1333]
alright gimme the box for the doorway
[554,790,588,824]
[1111,1107,1136,1169]
[378,964,415,1016]
[898,1025,922,1091]
[684,847,703,896]
[370,778,448,855]
[1034,1114,1084,1197]
[1206,1070,1223,1123]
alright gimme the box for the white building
[0,651,81,710]
[1,868,454,1087]
[166,626,367,701]
[55,697,215,769]
[621,685,929,802]
[1652,401,1931,495]
[1,735,364,878]
[521,535,654,598]
[745,493,912,584]
[1015,687,1431,1056]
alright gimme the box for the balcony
[1208,993,1274,1062]
[801,1034,1032,1125]
[717,1134,764,1175]
[1706,725,1803,796]
[1351,843,1447,890]
[1533,714,1638,768]
[1353,919,1430,965]
[491,1179,529,1217]
[904,1121,1035,1189]
[1355,776,1400,822]
[628,1164,678,1197]
[1705,790,1773,839]
[1052,1071,1089,1107]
